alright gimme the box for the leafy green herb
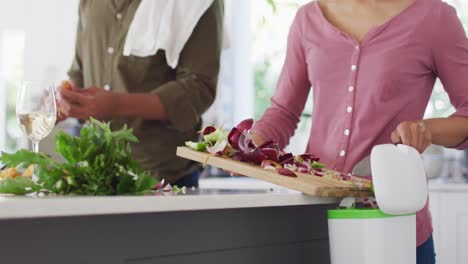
[0,118,158,195]
[0,177,41,195]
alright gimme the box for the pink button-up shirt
[253,0,468,246]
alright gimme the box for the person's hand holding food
[56,80,74,124]
[59,86,115,121]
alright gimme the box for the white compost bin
[328,209,416,264]
[327,144,428,264]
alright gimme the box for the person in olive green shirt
[57,0,224,187]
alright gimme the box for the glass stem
[31,141,39,183]
[32,141,39,153]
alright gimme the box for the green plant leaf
[0,150,53,168]
[1,119,158,196]
[0,177,41,195]
[135,174,158,193]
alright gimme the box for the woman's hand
[391,121,432,153]
[59,87,115,121]
[228,132,265,176]
[56,81,74,124]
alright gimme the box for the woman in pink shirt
[251,0,468,263]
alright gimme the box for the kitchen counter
[428,181,468,192]
[0,178,337,220]
[0,177,338,264]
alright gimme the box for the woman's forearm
[423,116,468,147]
[113,93,168,120]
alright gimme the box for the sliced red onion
[261,147,279,162]
[228,119,254,150]
[153,179,165,190]
[163,184,173,192]
[236,118,254,131]
[238,131,253,152]
[202,125,216,135]
[261,160,273,168]
[278,168,297,177]
[264,165,276,171]
[280,157,294,165]
[284,163,297,172]
[241,148,268,165]
[279,153,293,163]
[302,161,312,172]
[340,174,352,181]
[206,140,228,155]
[261,160,282,169]
[248,141,256,149]
[297,164,309,173]
[227,127,241,150]
[232,152,244,162]
[299,153,320,162]
[314,171,325,177]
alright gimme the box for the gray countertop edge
[0,191,339,220]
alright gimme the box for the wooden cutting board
[177,147,373,197]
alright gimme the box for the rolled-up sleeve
[252,8,311,149]
[152,0,223,132]
[432,4,468,149]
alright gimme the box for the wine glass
[16,81,57,154]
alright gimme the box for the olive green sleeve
[67,1,84,88]
[152,0,223,132]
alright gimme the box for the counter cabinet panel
[0,203,335,264]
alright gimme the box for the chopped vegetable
[172,185,181,194]
[202,125,216,135]
[153,179,165,190]
[261,160,282,169]
[228,119,253,150]
[236,119,254,132]
[299,154,320,162]
[163,184,173,192]
[311,161,325,169]
[185,141,207,151]
[278,168,297,177]
[284,163,297,172]
[206,140,228,154]
[203,128,228,145]
[184,119,369,185]
[279,153,294,165]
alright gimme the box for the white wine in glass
[16,81,57,154]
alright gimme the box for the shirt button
[103,84,111,91]
[347,106,353,113]
[116,13,123,20]
[351,65,357,71]
[339,150,346,157]
[107,47,115,54]
[348,86,354,92]
[355,45,360,50]
[344,129,350,136]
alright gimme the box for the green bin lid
[328,208,415,219]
